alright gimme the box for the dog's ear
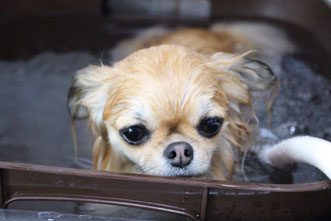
[68,65,113,134]
[209,52,277,91]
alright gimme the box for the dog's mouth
[142,168,206,178]
[162,167,207,178]
[139,163,208,178]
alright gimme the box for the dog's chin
[153,167,207,178]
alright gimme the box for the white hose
[259,136,331,179]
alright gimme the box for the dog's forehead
[115,45,208,77]
[114,45,215,96]
[107,47,228,129]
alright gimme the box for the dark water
[0,52,96,169]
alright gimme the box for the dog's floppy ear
[209,52,277,91]
[68,65,113,133]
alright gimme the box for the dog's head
[68,45,275,178]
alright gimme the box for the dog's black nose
[164,142,193,168]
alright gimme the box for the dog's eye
[198,117,224,138]
[120,124,150,145]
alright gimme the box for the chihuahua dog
[68,23,331,181]
[68,20,306,180]
[68,24,281,180]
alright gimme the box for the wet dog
[68,24,287,180]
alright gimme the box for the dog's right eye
[120,124,150,145]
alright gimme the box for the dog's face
[103,47,229,177]
[68,45,275,178]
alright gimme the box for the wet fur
[68,27,277,180]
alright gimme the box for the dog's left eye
[198,117,224,138]
[120,124,150,145]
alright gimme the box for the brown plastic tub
[0,0,330,220]
[1,161,330,220]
